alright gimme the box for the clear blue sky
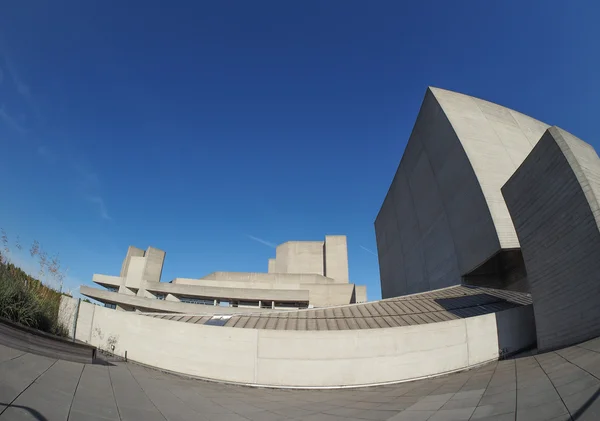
[1,1,598,299]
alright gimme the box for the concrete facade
[376,87,550,298]
[324,235,349,284]
[503,127,600,351]
[82,235,367,313]
[271,235,350,283]
[275,241,324,276]
[61,296,535,388]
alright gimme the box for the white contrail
[360,245,377,256]
[246,235,276,248]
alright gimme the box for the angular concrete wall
[324,235,349,283]
[275,241,325,275]
[123,256,145,290]
[355,285,367,303]
[72,301,535,388]
[143,247,166,283]
[502,127,600,351]
[376,88,549,298]
[58,296,79,338]
[120,246,144,277]
[267,258,276,273]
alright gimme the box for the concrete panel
[86,305,258,384]
[143,247,165,283]
[120,246,144,277]
[307,283,355,306]
[502,126,600,351]
[324,235,349,283]
[376,87,550,299]
[124,256,145,290]
[390,169,420,257]
[267,258,276,273]
[355,285,367,303]
[58,296,79,338]
[510,109,550,146]
[75,301,95,343]
[421,213,460,290]
[465,313,499,366]
[275,241,324,275]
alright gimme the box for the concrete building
[59,87,600,388]
[81,235,367,314]
[377,86,600,352]
[503,126,600,351]
[376,87,549,298]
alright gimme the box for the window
[105,303,116,309]
[274,301,309,309]
[180,297,213,305]
[156,293,166,300]
[237,300,260,308]
[106,287,118,293]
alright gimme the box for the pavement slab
[1,339,600,420]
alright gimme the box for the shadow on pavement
[0,403,48,420]
[572,386,600,420]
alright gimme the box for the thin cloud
[247,235,277,248]
[360,245,378,256]
[87,196,112,221]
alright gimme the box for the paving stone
[352,408,399,420]
[470,401,515,419]
[470,413,514,421]
[439,397,480,410]
[515,400,570,421]
[478,391,516,407]
[387,410,436,421]
[560,386,600,418]
[517,387,561,408]
[427,407,475,420]
[4,342,600,420]
[0,360,83,421]
[0,344,25,363]
[0,353,56,413]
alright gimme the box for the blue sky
[0,1,598,299]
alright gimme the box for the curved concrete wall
[376,87,549,298]
[71,300,535,388]
[503,127,600,351]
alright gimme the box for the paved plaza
[2,338,600,421]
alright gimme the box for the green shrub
[0,256,69,336]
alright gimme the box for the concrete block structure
[376,86,600,352]
[376,87,549,298]
[503,127,600,351]
[82,235,368,313]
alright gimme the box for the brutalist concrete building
[376,87,600,351]
[81,235,367,314]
